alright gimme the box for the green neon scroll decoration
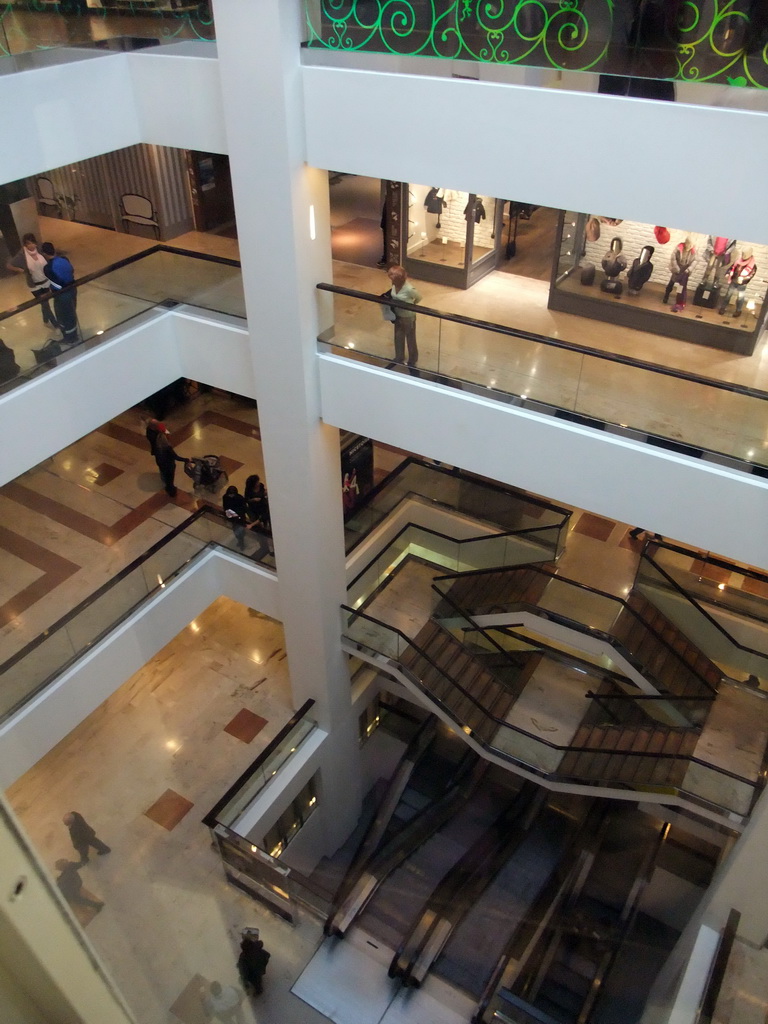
[305,1,768,90]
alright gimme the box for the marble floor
[5,596,332,1024]
[0,389,263,669]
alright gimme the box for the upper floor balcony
[303,0,768,106]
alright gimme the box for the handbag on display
[693,282,720,309]
[580,263,596,286]
[585,217,601,242]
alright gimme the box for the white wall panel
[170,309,255,399]
[302,67,768,243]
[0,550,280,789]
[127,45,228,154]
[0,56,140,185]
[0,308,255,487]
[318,354,768,572]
[0,46,224,187]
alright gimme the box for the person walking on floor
[387,264,422,373]
[238,931,271,995]
[55,859,104,911]
[200,980,246,1024]
[41,242,79,345]
[63,811,110,865]
[6,233,58,331]
[142,417,169,457]
[153,430,188,497]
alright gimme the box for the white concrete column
[0,797,135,1024]
[700,790,768,946]
[212,0,362,851]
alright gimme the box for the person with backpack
[237,931,271,995]
[41,242,79,345]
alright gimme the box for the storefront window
[551,212,768,355]
[400,183,502,288]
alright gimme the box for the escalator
[353,766,523,953]
[510,804,665,1024]
[389,781,543,987]
[432,793,594,1002]
[325,722,480,938]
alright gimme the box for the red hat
[654,226,670,245]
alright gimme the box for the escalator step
[538,979,586,1017]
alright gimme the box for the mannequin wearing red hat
[663,237,696,311]
[719,248,757,317]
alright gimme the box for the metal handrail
[202,699,315,828]
[0,243,241,324]
[342,604,759,794]
[316,281,768,403]
[432,563,719,696]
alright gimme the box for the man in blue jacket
[41,242,78,345]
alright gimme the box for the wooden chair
[120,192,160,239]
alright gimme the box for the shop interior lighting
[309,204,316,240]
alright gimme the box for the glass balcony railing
[204,700,318,831]
[341,603,763,823]
[347,519,563,610]
[343,457,571,554]
[0,245,244,394]
[318,283,768,474]
[638,545,768,684]
[0,507,274,723]
[0,4,214,62]
[304,1,768,92]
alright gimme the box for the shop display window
[401,184,502,288]
[551,212,768,354]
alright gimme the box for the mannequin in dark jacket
[600,237,627,294]
[664,237,696,310]
[627,245,655,295]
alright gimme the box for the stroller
[184,454,228,493]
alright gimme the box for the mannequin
[663,236,696,310]
[600,237,627,295]
[463,197,486,224]
[424,187,446,229]
[719,248,757,317]
[626,245,655,295]
[703,236,735,287]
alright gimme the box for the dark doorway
[498,205,560,282]
[187,152,236,237]
[329,173,384,268]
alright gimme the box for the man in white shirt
[6,232,59,330]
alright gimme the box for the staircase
[558,722,698,789]
[400,621,521,744]
[614,594,721,707]
[436,566,553,618]
[354,565,736,800]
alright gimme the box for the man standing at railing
[387,265,422,375]
[41,242,79,345]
